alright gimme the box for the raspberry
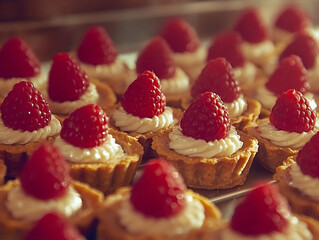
[136,37,176,79]
[1,81,51,132]
[181,92,231,141]
[231,183,291,235]
[77,26,117,65]
[0,37,40,79]
[23,212,85,240]
[130,158,186,218]
[48,53,89,102]
[233,8,268,43]
[61,104,108,148]
[266,55,309,96]
[20,144,71,200]
[279,32,318,69]
[191,58,241,102]
[269,89,316,133]
[121,70,166,118]
[296,132,319,178]
[207,31,246,68]
[275,5,311,33]
[160,17,200,53]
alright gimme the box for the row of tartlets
[0,3,319,240]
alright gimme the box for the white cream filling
[45,83,99,115]
[118,193,205,237]
[160,67,190,95]
[241,40,275,66]
[290,162,319,201]
[112,106,175,134]
[0,115,61,145]
[54,134,125,164]
[308,56,319,92]
[257,120,319,148]
[218,216,312,240]
[173,46,206,70]
[6,185,82,222]
[225,95,247,118]
[272,27,295,45]
[169,126,243,158]
[233,61,257,86]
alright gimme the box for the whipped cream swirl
[233,62,257,86]
[161,68,190,95]
[173,47,206,69]
[290,162,319,201]
[225,95,247,118]
[241,40,275,66]
[6,185,82,222]
[112,106,175,134]
[0,115,61,145]
[54,134,125,163]
[169,126,243,158]
[118,193,205,236]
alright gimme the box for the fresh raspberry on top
[191,58,241,102]
[20,144,71,200]
[296,132,319,178]
[136,37,176,79]
[121,70,166,118]
[181,92,231,142]
[231,183,291,235]
[279,32,318,69]
[23,212,85,240]
[1,81,51,132]
[275,5,311,33]
[48,53,89,102]
[207,31,246,68]
[269,89,316,133]
[266,55,309,96]
[233,8,269,43]
[130,158,186,218]
[77,26,118,65]
[61,104,108,148]
[0,37,40,79]
[160,17,200,53]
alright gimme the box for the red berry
[61,104,108,148]
[233,8,269,43]
[136,37,176,79]
[0,37,40,79]
[181,92,231,141]
[48,53,89,102]
[279,32,318,69]
[160,18,200,53]
[121,70,166,118]
[296,132,319,178]
[1,81,51,132]
[266,55,309,96]
[20,144,71,200]
[191,58,241,102]
[23,212,84,240]
[77,26,117,65]
[231,183,291,235]
[207,31,246,68]
[275,5,311,33]
[130,158,186,218]
[269,89,316,133]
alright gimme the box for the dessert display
[75,26,136,97]
[45,52,116,119]
[255,54,316,118]
[136,36,190,107]
[0,143,103,240]
[0,81,61,178]
[111,70,183,158]
[152,92,258,189]
[159,17,206,83]
[0,37,46,98]
[54,104,144,194]
[184,58,261,130]
[275,131,319,220]
[96,158,221,240]
[207,183,319,239]
[245,89,318,172]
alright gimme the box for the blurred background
[0,0,317,61]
